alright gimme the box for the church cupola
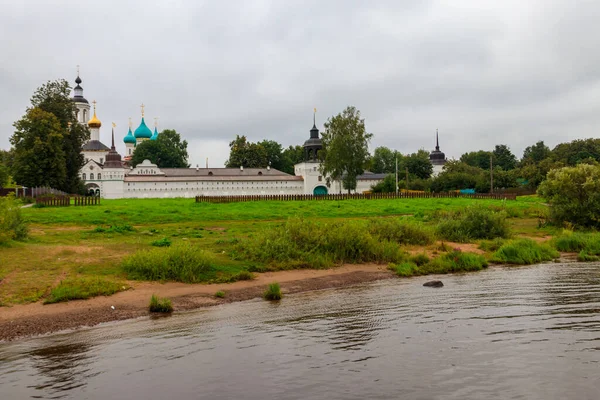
[303,108,322,162]
[134,103,153,142]
[123,118,136,158]
[87,100,102,141]
[72,66,91,124]
[429,129,446,166]
[150,118,159,141]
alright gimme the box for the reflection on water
[1,262,600,400]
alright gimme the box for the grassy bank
[0,196,567,306]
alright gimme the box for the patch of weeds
[44,277,127,304]
[149,294,173,313]
[151,237,172,247]
[435,206,511,242]
[479,238,506,252]
[215,290,225,298]
[263,282,282,301]
[577,250,600,262]
[491,239,559,265]
[409,253,430,266]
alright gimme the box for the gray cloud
[1,0,600,167]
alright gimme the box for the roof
[82,140,110,151]
[124,175,303,182]
[124,128,136,144]
[159,167,292,177]
[357,172,388,180]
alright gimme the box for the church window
[97,173,101,180]
[83,109,87,121]
[258,171,263,176]
[90,173,94,180]
[100,158,103,164]
[318,176,322,182]
[82,173,86,180]
[129,149,132,155]
[208,171,213,176]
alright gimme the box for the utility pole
[490,155,494,194]
[395,156,398,195]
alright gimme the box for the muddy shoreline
[0,265,393,342]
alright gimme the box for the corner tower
[429,129,447,176]
[303,108,322,162]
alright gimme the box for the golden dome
[88,100,102,128]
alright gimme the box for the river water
[1,262,599,400]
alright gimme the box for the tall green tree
[280,145,304,175]
[0,150,11,187]
[371,146,401,174]
[131,129,189,168]
[371,174,396,193]
[522,141,551,164]
[11,108,67,188]
[320,106,373,193]
[492,144,517,170]
[401,149,433,179]
[460,150,493,170]
[258,140,284,170]
[551,138,600,166]
[27,80,89,193]
[538,164,600,228]
[225,135,268,168]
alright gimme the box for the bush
[234,270,254,281]
[491,239,559,265]
[44,277,126,304]
[149,294,173,313]
[263,282,282,300]
[122,243,215,283]
[538,164,600,228]
[92,224,134,234]
[578,250,600,262]
[435,206,511,242]
[479,238,506,252]
[215,290,225,298]
[234,217,407,269]
[0,194,28,244]
[389,251,487,277]
[151,237,172,247]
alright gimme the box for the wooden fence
[195,192,517,204]
[35,196,100,207]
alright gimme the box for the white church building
[74,74,441,199]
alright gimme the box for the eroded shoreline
[0,264,393,342]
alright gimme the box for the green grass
[44,277,127,304]
[21,197,546,226]
[234,217,409,269]
[263,282,282,300]
[389,250,488,277]
[151,237,172,247]
[122,243,216,283]
[578,250,600,262]
[435,206,512,243]
[552,231,600,255]
[215,290,225,298]
[149,294,173,313]
[491,239,559,265]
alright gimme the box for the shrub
[122,243,215,283]
[234,270,254,281]
[421,250,488,274]
[435,206,511,242]
[149,294,173,313]
[0,194,28,244]
[538,164,600,228]
[44,277,125,304]
[92,225,134,234]
[409,253,430,266]
[491,239,559,265]
[263,282,282,300]
[215,290,225,298]
[552,231,600,254]
[151,237,172,247]
[235,217,406,269]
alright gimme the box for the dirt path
[0,264,393,341]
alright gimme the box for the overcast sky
[2,0,600,168]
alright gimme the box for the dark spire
[104,123,123,168]
[435,129,440,151]
[310,108,319,139]
[111,126,115,149]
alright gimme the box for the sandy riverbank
[0,264,394,342]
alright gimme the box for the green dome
[124,127,136,144]
[150,127,158,141]
[134,117,153,139]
